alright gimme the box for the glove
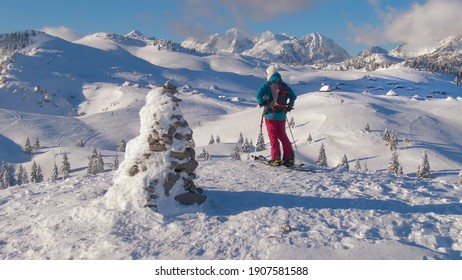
[258,103,264,108]
[286,107,293,112]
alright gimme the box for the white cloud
[384,0,462,53]
[349,0,462,54]
[40,26,83,42]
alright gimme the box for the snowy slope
[1,30,462,260]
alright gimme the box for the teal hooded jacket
[255,72,297,121]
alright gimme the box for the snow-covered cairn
[106,81,206,213]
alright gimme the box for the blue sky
[1,0,461,55]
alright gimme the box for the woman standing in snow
[256,64,297,167]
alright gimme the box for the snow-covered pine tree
[389,130,398,151]
[399,164,404,176]
[1,162,13,188]
[0,161,5,181]
[383,128,390,143]
[288,117,295,128]
[364,123,370,132]
[230,144,241,160]
[87,148,99,175]
[416,150,431,179]
[97,152,105,173]
[36,165,43,183]
[241,138,250,153]
[388,151,400,175]
[30,161,38,183]
[116,139,126,152]
[237,132,244,144]
[338,154,349,170]
[33,136,40,150]
[112,153,119,171]
[208,134,215,145]
[61,153,70,179]
[6,163,14,186]
[354,159,362,171]
[307,133,313,143]
[24,137,32,154]
[215,135,221,144]
[316,143,328,167]
[17,164,26,185]
[363,162,369,172]
[51,163,59,182]
[256,131,265,151]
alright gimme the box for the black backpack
[269,81,290,113]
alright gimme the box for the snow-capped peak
[125,30,148,40]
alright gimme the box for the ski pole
[286,113,304,167]
[252,109,265,162]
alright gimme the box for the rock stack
[106,81,206,213]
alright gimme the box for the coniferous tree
[383,128,390,143]
[33,136,40,150]
[237,132,244,145]
[363,162,369,172]
[17,164,26,185]
[338,154,349,170]
[111,153,119,171]
[22,169,29,184]
[241,138,251,153]
[307,133,313,143]
[230,144,241,160]
[36,165,43,183]
[87,148,99,175]
[249,139,254,151]
[1,162,13,188]
[51,163,59,182]
[459,170,462,186]
[30,161,38,183]
[398,164,404,176]
[256,131,266,151]
[388,151,400,175]
[24,137,33,154]
[0,161,5,182]
[354,159,362,171]
[208,134,215,145]
[215,135,221,144]
[6,163,14,186]
[97,152,105,173]
[316,143,328,167]
[416,150,431,179]
[364,123,370,132]
[389,130,399,151]
[61,153,71,179]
